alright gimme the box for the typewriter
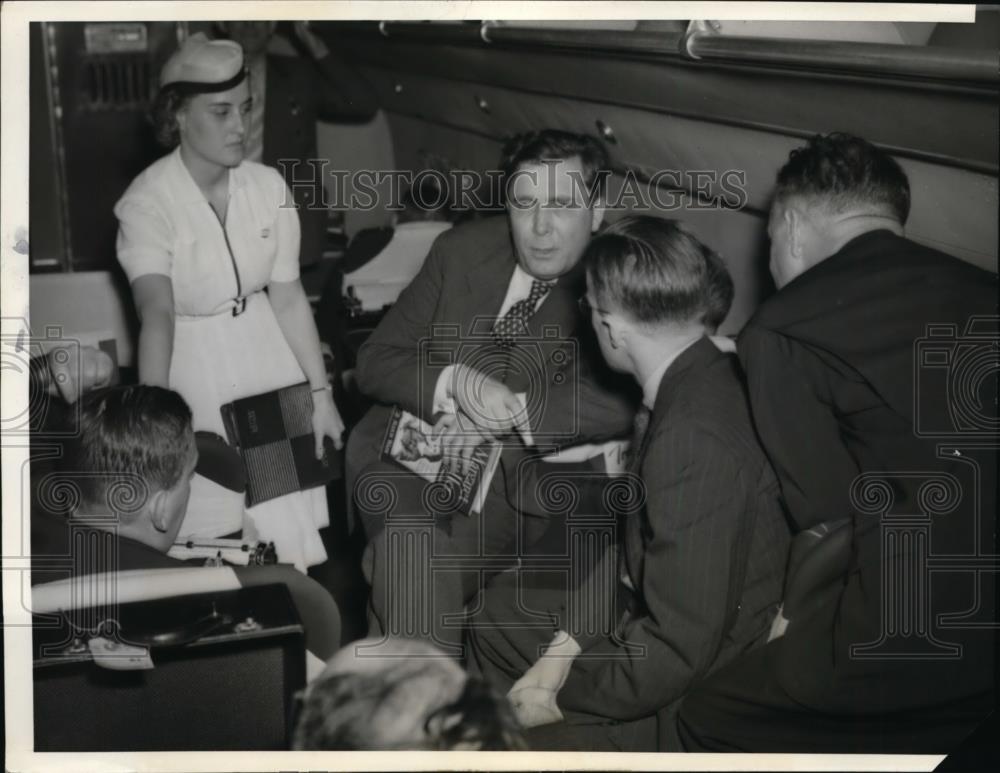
[168,538,278,567]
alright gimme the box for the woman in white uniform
[114,33,344,571]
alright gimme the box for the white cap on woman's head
[160,32,244,89]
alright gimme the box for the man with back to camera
[467,216,790,751]
[30,381,343,664]
[346,129,638,654]
[678,133,998,754]
[31,384,199,580]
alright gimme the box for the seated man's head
[769,132,910,288]
[63,386,198,552]
[293,637,525,750]
[582,216,721,375]
[500,129,609,280]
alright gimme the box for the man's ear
[785,206,805,261]
[605,314,629,350]
[603,319,619,349]
[590,199,606,232]
[148,489,172,533]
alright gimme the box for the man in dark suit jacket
[29,381,343,662]
[347,131,638,654]
[679,133,998,754]
[219,21,378,268]
[468,217,790,752]
[31,384,199,584]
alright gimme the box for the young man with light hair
[470,216,789,751]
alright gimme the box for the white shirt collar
[513,264,558,287]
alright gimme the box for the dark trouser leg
[678,633,996,754]
[344,406,391,536]
[679,560,998,754]
[355,458,541,659]
[468,572,659,755]
[469,571,663,752]
[466,567,564,691]
[467,550,619,681]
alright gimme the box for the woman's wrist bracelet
[311,384,332,394]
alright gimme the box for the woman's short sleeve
[115,196,174,283]
[270,175,301,284]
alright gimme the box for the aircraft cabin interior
[14,10,1000,758]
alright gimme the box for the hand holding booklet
[381,407,502,515]
[220,382,342,507]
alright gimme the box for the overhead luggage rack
[333,19,1000,86]
[682,32,999,84]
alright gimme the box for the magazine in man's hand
[380,407,501,515]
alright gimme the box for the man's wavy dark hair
[499,129,611,206]
[774,132,911,224]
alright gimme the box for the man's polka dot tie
[492,280,552,348]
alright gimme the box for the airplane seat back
[29,270,139,371]
[317,110,397,238]
[32,573,306,751]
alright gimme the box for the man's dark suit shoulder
[739,229,997,421]
[748,229,997,336]
[31,514,182,586]
[654,342,766,470]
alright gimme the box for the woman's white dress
[115,147,328,570]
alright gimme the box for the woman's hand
[311,387,345,457]
[269,279,346,459]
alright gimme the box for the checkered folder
[220,382,342,507]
